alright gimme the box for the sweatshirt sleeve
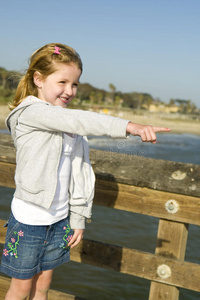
[69,211,85,229]
[18,103,130,138]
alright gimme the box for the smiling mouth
[59,97,69,103]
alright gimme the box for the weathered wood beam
[71,239,200,293]
[0,162,15,188]
[0,134,16,164]
[0,219,7,244]
[1,164,200,226]
[94,179,200,226]
[90,151,200,198]
[149,220,188,300]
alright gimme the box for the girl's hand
[126,122,171,144]
[68,229,84,248]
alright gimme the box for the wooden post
[149,219,188,300]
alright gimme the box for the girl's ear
[33,71,43,88]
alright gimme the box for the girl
[0,43,170,300]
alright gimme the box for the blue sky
[1,0,200,106]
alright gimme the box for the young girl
[0,43,170,300]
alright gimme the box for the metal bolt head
[165,200,179,214]
[157,264,171,279]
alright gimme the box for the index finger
[153,127,171,133]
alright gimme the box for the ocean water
[0,132,200,299]
[88,132,200,165]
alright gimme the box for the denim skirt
[0,212,74,279]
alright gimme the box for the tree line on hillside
[0,67,21,104]
[0,67,198,114]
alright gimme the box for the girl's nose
[64,86,73,96]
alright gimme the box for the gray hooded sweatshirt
[6,96,129,229]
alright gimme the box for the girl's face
[34,63,81,108]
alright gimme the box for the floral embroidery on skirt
[59,224,73,249]
[3,230,24,259]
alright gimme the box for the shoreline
[0,105,200,136]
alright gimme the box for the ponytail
[9,73,37,110]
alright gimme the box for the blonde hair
[9,43,83,110]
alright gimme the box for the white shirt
[11,133,77,225]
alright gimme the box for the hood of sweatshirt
[6,96,48,141]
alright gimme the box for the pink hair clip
[54,46,61,55]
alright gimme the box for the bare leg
[5,277,33,300]
[4,270,53,300]
[29,270,53,300]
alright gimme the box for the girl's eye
[59,81,65,84]
[73,83,78,88]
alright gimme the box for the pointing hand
[126,122,171,144]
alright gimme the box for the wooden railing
[0,133,200,299]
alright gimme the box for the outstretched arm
[126,122,171,144]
